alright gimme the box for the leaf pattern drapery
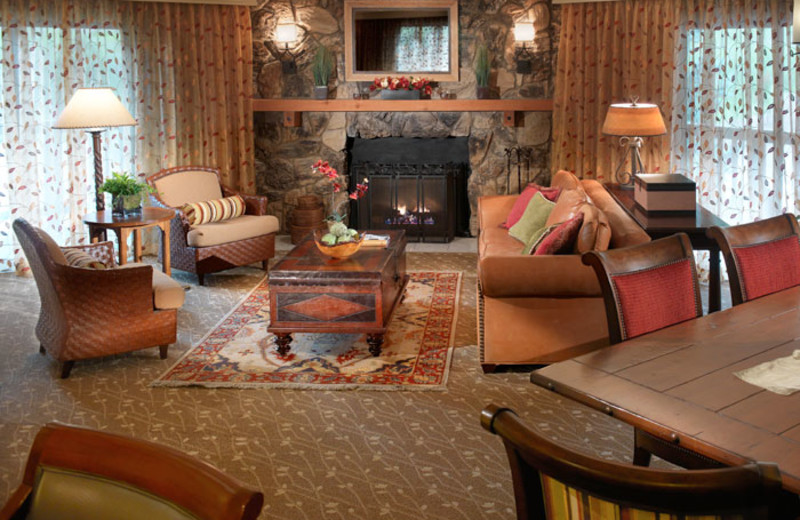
[0,0,253,274]
[670,0,799,225]
[552,0,679,180]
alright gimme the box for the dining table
[530,285,800,493]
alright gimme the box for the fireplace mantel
[253,98,553,127]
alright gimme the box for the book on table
[362,233,390,247]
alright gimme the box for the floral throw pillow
[502,184,561,229]
[183,194,245,226]
[532,213,585,256]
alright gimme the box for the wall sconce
[514,22,535,74]
[274,22,298,74]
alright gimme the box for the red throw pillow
[733,236,800,301]
[502,184,561,229]
[533,213,584,255]
[611,258,698,340]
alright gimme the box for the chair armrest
[61,241,117,267]
[53,263,156,316]
[222,185,268,216]
[0,484,32,520]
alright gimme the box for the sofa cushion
[36,228,67,265]
[187,214,280,248]
[534,213,584,255]
[581,180,650,248]
[545,188,588,228]
[62,248,107,270]
[550,170,582,191]
[151,169,223,208]
[575,203,612,254]
[508,192,555,244]
[116,264,185,310]
[502,184,561,229]
[183,194,245,226]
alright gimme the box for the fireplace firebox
[347,138,470,242]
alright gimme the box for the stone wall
[251,0,559,235]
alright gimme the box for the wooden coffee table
[267,230,408,356]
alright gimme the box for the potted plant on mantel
[475,43,491,99]
[312,44,334,99]
[100,172,153,217]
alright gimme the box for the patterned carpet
[154,272,461,389]
[0,253,643,520]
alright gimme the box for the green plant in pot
[312,44,334,99]
[100,172,152,217]
[475,43,491,99]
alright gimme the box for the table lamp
[54,87,137,211]
[602,100,666,187]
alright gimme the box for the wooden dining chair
[581,233,702,345]
[481,404,788,520]
[0,423,263,520]
[707,214,800,306]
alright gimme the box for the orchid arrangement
[311,159,368,223]
[369,76,433,96]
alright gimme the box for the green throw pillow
[508,191,556,246]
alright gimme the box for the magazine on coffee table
[362,233,390,247]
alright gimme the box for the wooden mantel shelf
[253,98,553,127]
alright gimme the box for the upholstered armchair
[146,166,279,285]
[0,423,263,520]
[12,218,184,378]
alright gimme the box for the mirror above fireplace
[344,0,459,82]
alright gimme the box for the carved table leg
[274,333,293,355]
[366,334,384,357]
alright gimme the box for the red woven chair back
[582,233,702,344]
[708,214,800,306]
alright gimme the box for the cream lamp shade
[514,22,535,43]
[275,23,298,45]
[602,102,666,137]
[53,87,136,130]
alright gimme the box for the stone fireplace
[250,0,560,236]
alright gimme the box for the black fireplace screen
[351,163,467,242]
[347,137,470,242]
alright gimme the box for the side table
[83,207,175,274]
[605,184,728,312]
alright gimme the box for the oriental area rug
[153,271,461,390]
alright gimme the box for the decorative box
[633,174,696,213]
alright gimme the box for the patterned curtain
[670,0,799,224]
[552,0,679,180]
[129,3,254,191]
[0,1,253,274]
[0,1,137,273]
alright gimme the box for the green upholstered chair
[0,423,263,520]
[481,404,790,520]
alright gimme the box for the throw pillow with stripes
[62,248,107,269]
[183,195,245,226]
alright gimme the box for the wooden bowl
[313,229,364,259]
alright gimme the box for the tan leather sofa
[477,172,650,371]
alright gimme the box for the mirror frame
[344,0,459,82]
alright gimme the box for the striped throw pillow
[62,248,107,269]
[183,195,245,226]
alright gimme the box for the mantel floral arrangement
[369,76,433,96]
[312,159,368,246]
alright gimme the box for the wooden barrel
[290,196,326,244]
[297,194,323,209]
